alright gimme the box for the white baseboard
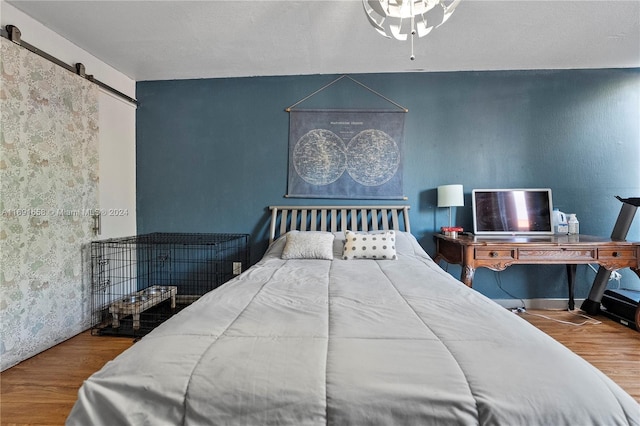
[493,298,586,311]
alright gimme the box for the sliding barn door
[0,38,99,370]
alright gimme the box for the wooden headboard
[269,205,411,243]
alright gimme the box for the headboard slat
[330,209,338,232]
[270,207,278,243]
[392,209,399,231]
[341,209,347,231]
[280,209,288,237]
[310,210,317,231]
[371,208,378,231]
[350,209,358,231]
[268,205,411,243]
[320,209,328,232]
[360,209,368,232]
[290,210,298,233]
[300,210,307,231]
[381,209,389,230]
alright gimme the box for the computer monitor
[472,188,554,236]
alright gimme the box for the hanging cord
[521,310,602,327]
[285,75,408,112]
[587,263,622,289]
[495,272,526,309]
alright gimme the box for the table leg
[566,264,576,310]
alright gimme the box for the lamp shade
[437,184,464,207]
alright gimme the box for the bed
[67,205,639,425]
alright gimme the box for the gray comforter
[67,232,640,425]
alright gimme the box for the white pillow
[281,231,335,260]
[342,230,397,260]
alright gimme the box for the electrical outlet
[233,262,242,275]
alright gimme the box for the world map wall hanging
[287,109,406,199]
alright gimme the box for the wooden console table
[433,233,640,310]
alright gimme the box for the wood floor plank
[1,310,638,425]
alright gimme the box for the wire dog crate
[91,233,249,337]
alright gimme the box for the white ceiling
[4,0,640,82]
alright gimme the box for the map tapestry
[287,110,405,199]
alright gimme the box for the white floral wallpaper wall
[0,38,99,371]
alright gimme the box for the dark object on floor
[601,288,640,331]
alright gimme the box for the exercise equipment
[581,196,640,315]
[601,288,640,330]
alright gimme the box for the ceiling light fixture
[363,0,461,60]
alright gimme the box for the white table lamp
[437,184,464,227]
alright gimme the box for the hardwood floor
[520,309,640,402]
[1,332,134,425]
[1,310,638,425]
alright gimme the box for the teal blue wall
[136,69,640,300]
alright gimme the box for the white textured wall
[98,90,137,239]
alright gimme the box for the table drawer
[519,249,596,261]
[598,248,636,260]
[476,248,515,260]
